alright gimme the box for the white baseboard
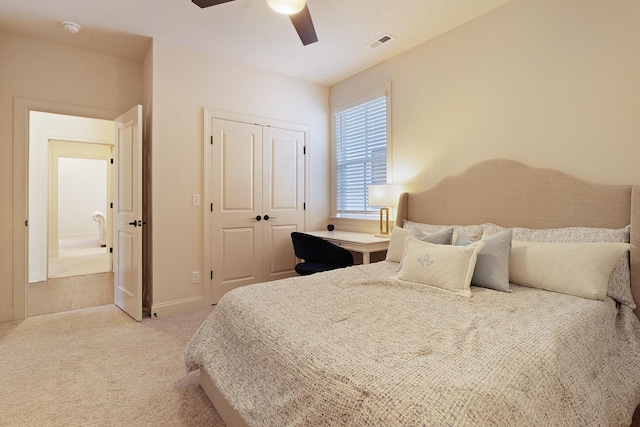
[151,296,207,318]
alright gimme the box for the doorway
[28,111,115,316]
[47,142,112,279]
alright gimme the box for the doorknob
[264,215,276,221]
[255,215,262,221]
[128,221,137,227]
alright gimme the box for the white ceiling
[0,0,511,86]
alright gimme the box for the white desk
[305,230,390,264]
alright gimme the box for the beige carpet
[29,272,114,317]
[0,304,224,426]
[49,237,110,279]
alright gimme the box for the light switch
[192,194,201,207]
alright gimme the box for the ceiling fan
[192,0,318,46]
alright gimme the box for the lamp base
[379,207,390,236]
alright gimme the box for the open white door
[114,105,143,321]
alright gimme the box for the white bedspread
[185,261,640,426]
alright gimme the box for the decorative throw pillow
[403,221,484,244]
[394,237,485,297]
[386,227,410,263]
[456,229,512,293]
[385,227,453,263]
[509,241,631,300]
[483,223,634,308]
[409,227,453,245]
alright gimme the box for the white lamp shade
[368,184,403,207]
[266,0,306,14]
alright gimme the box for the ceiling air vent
[367,33,395,49]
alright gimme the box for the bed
[185,159,640,426]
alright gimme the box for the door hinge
[210,136,213,145]
[110,202,113,209]
[25,220,28,227]
[303,202,306,210]
[303,146,306,155]
[210,203,213,212]
[110,158,114,164]
[109,247,113,254]
[210,271,213,280]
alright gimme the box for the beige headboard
[395,159,640,319]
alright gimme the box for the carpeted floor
[49,237,110,279]
[0,304,224,426]
[29,272,114,317]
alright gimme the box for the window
[334,94,389,218]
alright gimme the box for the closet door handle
[264,215,276,221]
[128,221,138,227]
[254,215,262,221]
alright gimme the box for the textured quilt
[185,261,640,426]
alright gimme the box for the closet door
[212,119,263,301]
[261,127,305,281]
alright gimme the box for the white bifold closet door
[211,118,305,302]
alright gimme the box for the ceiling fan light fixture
[266,0,306,15]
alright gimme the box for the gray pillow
[396,227,454,270]
[409,227,453,245]
[456,229,512,293]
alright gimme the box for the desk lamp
[368,184,403,236]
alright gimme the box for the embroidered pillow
[394,237,485,297]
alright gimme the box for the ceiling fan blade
[290,4,318,46]
[192,0,235,8]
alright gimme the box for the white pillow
[483,224,634,308]
[386,227,410,262]
[394,237,485,297]
[510,241,631,300]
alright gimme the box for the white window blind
[335,95,387,217]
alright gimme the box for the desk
[305,230,390,264]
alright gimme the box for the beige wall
[330,0,640,195]
[0,31,143,321]
[1,30,328,322]
[147,39,329,315]
[11,0,633,321]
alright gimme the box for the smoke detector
[62,21,81,34]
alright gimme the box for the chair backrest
[290,232,354,267]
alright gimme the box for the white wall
[58,158,107,238]
[330,0,640,200]
[149,39,330,315]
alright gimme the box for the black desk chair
[291,232,354,275]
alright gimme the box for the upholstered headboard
[395,159,640,318]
